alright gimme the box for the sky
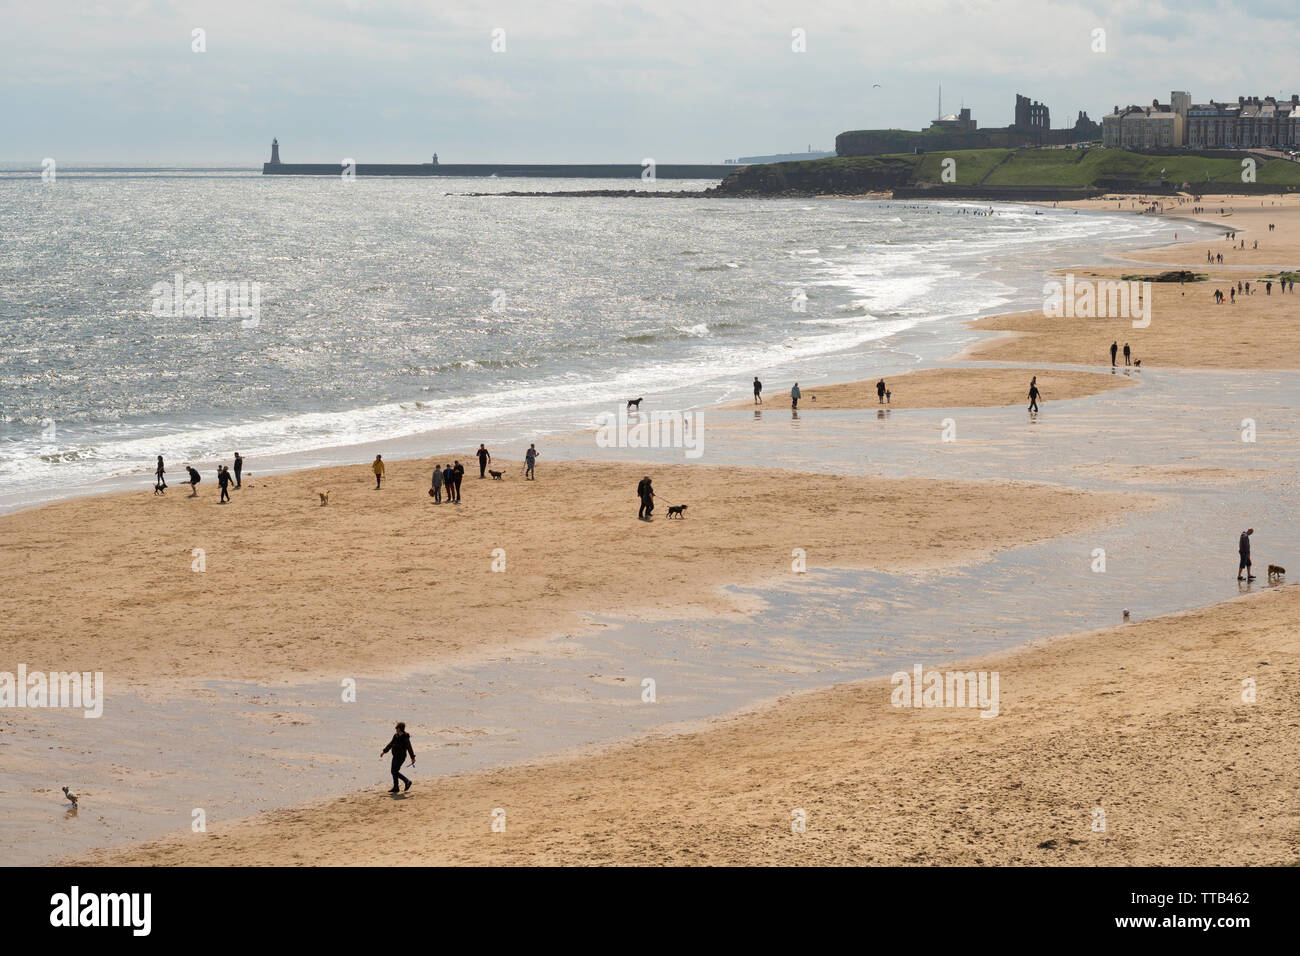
[3,0,1299,164]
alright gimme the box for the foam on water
[0,178,1181,508]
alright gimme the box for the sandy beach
[83,582,1300,866]
[0,461,1128,685]
[727,367,1133,411]
[966,194,1300,369]
[10,191,1297,870]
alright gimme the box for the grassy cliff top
[720,147,1300,191]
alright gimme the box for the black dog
[489,469,504,480]
[627,397,643,411]
[666,504,687,519]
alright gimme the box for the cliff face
[836,128,1090,156]
[709,156,920,196]
[708,148,1300,198]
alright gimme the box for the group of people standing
[372,443,539,500]
[154,452,243,500]
[428,460,464,503]
[1109,341,1135,367]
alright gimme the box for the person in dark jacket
[233,452,243,488]
[637,475,655,520]
[476,444,491,478]
[186,465,201,497]
[452,461,464,502]
[218,464,234,503]
[381,721,415,793]
[430,464,444,503]
[1238,528,1255,581]
[443,464,455,502]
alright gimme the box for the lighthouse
[269,138,281,165]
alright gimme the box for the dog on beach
[1134,359,1142,368]
[318,490,330,506]
[627,397,643,411]
[489,469,504,480]
[666,504,688,518]
[1268,563,1285,581]
[62,786,78,808]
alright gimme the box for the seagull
[62,786,78,808]
[872,84,882,88]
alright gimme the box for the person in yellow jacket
[372,454,385,489]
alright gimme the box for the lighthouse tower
[269,138,281,165]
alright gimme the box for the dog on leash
[627,397,643,411]
[318,490,330,506]
[489,469,504,480]
[666,504,688,519]
[1268,563,1286,581]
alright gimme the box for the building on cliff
[836,94,1098,156]
[1102,92,1300,149]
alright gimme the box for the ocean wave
[619,323,713,344]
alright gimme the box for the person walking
[637,475,655,521]
[372,454,385,490]
[753,376,763,405]
[1110,341,1118,366]
[876,379,887,404]
[233,452,243,488]
[790,382,801,410]
[380,721,415,793]
[452,460,464,502]
[1123,343,1131,366]
[1028,379,1041,413]
[476,444,491,479]
[185,465,201,497]
[218,464,234,503]
[1238,528,1255,581]
[525,444,538,480]
[154,456,167,495]
[430,463,444,503]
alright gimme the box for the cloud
[5,0,1300,161]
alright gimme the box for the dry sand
[729,367,1132,411]
[0,460,1130,685]
[30,193,1300,868]
[83,583,1300,866]
[967,194,1300,369]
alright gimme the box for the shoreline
[0,460,1139,688]
[0,198,1177,519]
[10,193,1295,867]
[80,581,1300,866]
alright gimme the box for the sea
[0,167,1179,511]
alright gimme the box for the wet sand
[14,194,1300,869]
[83,583,1300,866]
[726,367,1132,411]
[967,195,1300,369]
[0,461,1127,686]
